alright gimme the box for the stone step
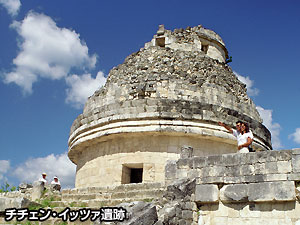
[50,194,159,209]
[61,188,165,202]
[62,182,164,194]
[51,197,156,209]
[61,193,99,201]
[110,182,164,192]
[110,188,164,199]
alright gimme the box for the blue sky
[0,0,299,188]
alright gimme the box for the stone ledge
[220,181,296,203]
[195,184,219,203]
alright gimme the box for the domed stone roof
[68,25,271,188]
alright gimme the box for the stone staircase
[48,182,165,211]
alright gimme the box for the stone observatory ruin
[68,25,272,188]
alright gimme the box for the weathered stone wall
[69,46,271,163]
[68,24,272,188]
[145,25,228,63]
[74,134,237,188]
[163,149,300,224]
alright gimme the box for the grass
[143,198,154,202]
[69,201,77,207]
[28,195,58,210]
[79,202,88,207]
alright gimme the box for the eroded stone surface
[195,184,219,203]
[68,25,271,188]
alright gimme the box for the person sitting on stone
[51,176,61,191]
[38,172,48,185]
[218,121,253,153]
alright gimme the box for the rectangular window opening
[156,37,165,47]
[122,164,143,184]
[201,44,208,54]
[130,168,143,183]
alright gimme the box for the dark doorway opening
[130,168,143,183]
[121,164,143,184]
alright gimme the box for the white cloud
[289,128,300,144]
[234,71,259,96]
[0,160,10,181]
[13,152,76,188]
[65,71,106,108]
[0,0,21,16]
[3,11,97,94]
[256,106,282,149]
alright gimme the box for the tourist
[238,122,253,153]
[218,121,253,153]
[38,172,48,184]
[51,176,61,191]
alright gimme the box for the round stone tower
[68,25,272,188]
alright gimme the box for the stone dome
[68,25,271,188]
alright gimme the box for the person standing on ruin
[218,121,253,153]
[38,172,48,184]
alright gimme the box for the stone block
[254,163,266,174]
[268,151,283,162]
[277,161,292,173]
[287,173,300,181]
[265,162,278,174]
[256,151,269,163]
[248,181,296,202]
[248,182,273,202]
[209,166,226,177]
[177,158,193,169]
[32,181,44,201]
[165,160,177,180]
[200,167,210,178]
[207,155,222,166]
[240,165,255,176]
[245,174,265,183]
[195,184,219,203]
[263,174,287,182]
[239,153,257,165]
[0,197,40,212]
[225,166,240,177]
[276,150,292,160]
[292,155,300,172]
[220,184,248,202]
[223,153,241,166]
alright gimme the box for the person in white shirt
[235,122,253,153]
[38,172,48,184]
[51,176,61,191]
[51,176,61,185]
[218,121,253,153]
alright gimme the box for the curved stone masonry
[68,25,272,187]
[144,24,228,63]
